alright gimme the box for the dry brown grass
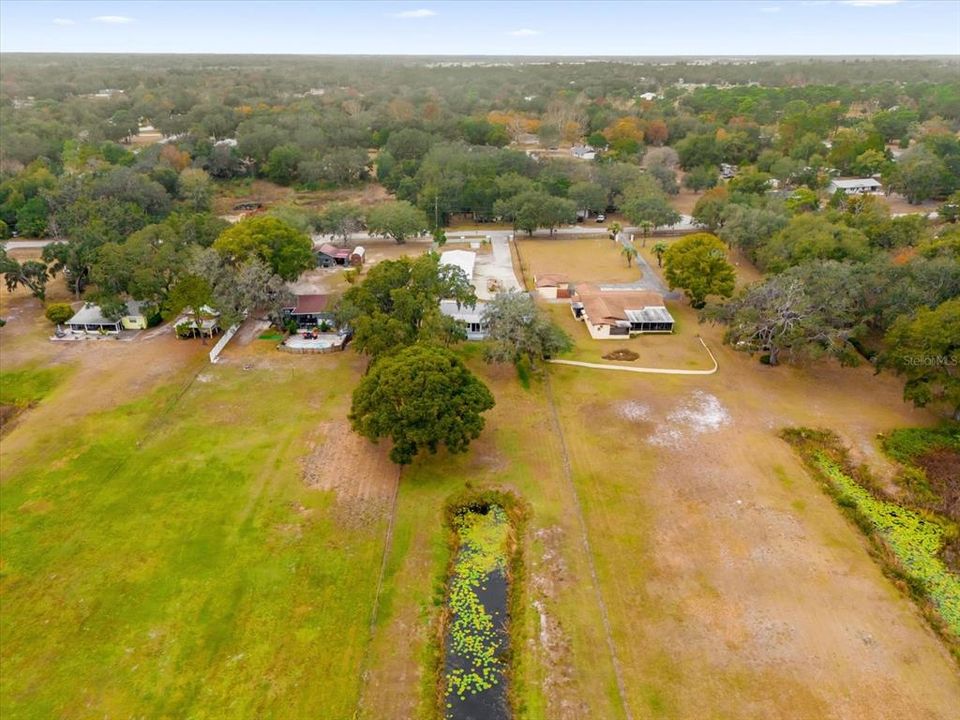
[545,313,960,719]
[518,235,642,285]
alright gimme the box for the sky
[0,0,958,56]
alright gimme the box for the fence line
[208,323,240,363]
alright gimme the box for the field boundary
[549,336,718,375]
[543,374,634,720]
[352,464,403,720]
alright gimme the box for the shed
[534,274,571,300]
[349,246,366,266]
[174,305,221,338]
[317,243,352,268]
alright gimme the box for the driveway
[474,233,522,299]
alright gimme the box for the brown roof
[573,284,666,326]
[535,273,569,287]
[318,243,351,258]
[292,294,330,314]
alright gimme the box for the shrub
[44,303,74,325]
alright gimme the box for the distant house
[317,243,352,268]
[571,284,674,339]
[64,301,148,334]
[720,163,738,179]
[827,177,883,195]
[440,300,487,340]
[638,92,660,101]
[535,274,571,300]
[439,250,476,282]
[283,294,335,329]
[571,145,596,160]
[350,246,366,266]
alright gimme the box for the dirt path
[549,337,718,375]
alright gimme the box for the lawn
[517,236,641,286]
[1,357,390,719]
[544,302,715,370]
[0,365,70,407]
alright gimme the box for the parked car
[596,213,606,223]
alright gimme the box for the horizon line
[1,51,957,59]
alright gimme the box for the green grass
[882,425,960,465]
[814,453,960,634]
[0,365,70,407]
[1,359,388,719]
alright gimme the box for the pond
[442,505,511,720]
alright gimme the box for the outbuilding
[317,243,353,268]
[534,274,571,300]
[349,246,366,266]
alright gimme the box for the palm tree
[608,221,622,242]
[620,243,638,267]
[639,220,654,247]
[652,241,669,267]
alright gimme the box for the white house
[827,177,883,195]
[638,92,660,101]
[439,300,487,340]
[570,284,674,339]
[571,145,596,160]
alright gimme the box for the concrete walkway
[549,337,718,375]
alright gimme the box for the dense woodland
[0,54,958,415]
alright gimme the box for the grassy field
[3,236,960,719]
[518,235,641,285]
[1,353,394,719]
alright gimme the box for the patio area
[279,332,348,354]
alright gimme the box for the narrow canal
[442,505,511,720]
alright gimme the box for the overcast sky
[1,0,958,55]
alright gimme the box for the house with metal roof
[282,294,336,329]
[316,243,353,267]
[64,301,148,334]
[827,177,883,195]
[439,299,487,340]
[439,250,476,282]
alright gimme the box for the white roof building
[439,250,476,282]
[827,178,883,195]
[571,145,596,160]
